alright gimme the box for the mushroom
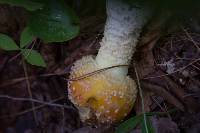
[68,0,153,123]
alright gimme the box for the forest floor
[0,5,200,133]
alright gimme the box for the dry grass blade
[134,63,149,133]
[22,59,38,125]
[181,27,200,52]
[0,65,129,88]
[143,59,199,79]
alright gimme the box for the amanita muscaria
[68,0,153,123]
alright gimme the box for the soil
[0,4,200,133]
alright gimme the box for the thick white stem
[96,0,153,77]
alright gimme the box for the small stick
[22,60,38,125]
[0,95,73,110]
[0,96,67,119]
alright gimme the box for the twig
[0,96,67,119]
[163,102,171,119]
[143,59,199,79]
[0,95,73,110]
[181,27,200,52]
[191,64,200,71]
[0,71,70,88]
[22,60,38,125]
[62,103,66,133]
[176,57,200,61]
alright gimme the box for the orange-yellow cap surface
[68,56,137,123]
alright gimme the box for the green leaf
[116,115,143,133]
[21,49,46,67]
[141,116,155,133]
[0,0,44,11]
[20,27,34,48]
[0,33,19,51]
[28,0,80,43]
[115,110,177,133]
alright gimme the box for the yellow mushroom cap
[68,56,137,123]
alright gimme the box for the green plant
[0,0,80,67]
[116,113,155,133]
[28,0,79,42]
[116,110,177,133]
[0,0,80,43]
[0,27,46,67]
